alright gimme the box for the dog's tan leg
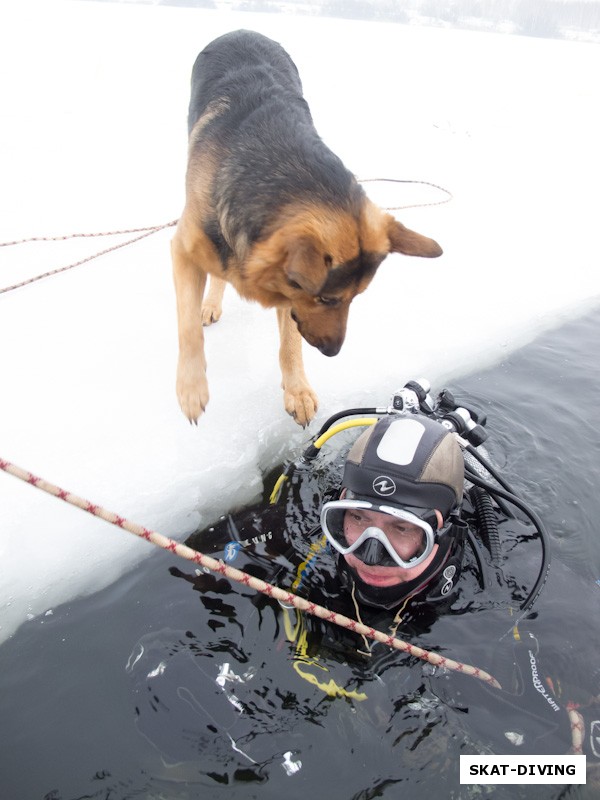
[171,229,209,423]
[201,276,226,326]
[276,307,319,427]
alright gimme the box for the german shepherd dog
[172,30,442,426]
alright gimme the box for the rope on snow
[0,220,178,295]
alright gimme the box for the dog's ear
[285,238,328,295]
[387,217,443,258]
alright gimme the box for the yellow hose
[269,418,378,505]
[311,417,378,451]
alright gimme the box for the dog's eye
[288,279,302,290]
[324,254,333,268]
[316,296,340,307]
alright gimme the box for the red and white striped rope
[0,221,178,248]
[358,178,453,211]
[566,705,585,754]
[0,455,499,689]
[0,220,178,295]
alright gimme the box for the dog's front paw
[176,360,209,424]
[283,384,319,428]
[201,301,222,326]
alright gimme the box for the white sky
[1,0,599,644]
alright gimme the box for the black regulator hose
[465,443,518,496]
[469,486,502,565]
[463,468,550,613]
[464,525,488,591]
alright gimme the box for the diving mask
[320,498,439,569]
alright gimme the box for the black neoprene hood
[342,414,464,518]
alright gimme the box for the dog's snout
[318,340,342,357]
[292,310,346,357]
[293,317,344,356]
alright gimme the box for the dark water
[1,307,600,800]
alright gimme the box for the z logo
[372,476,396,497]
[591,720,600,759]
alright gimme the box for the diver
[286,403,600,761]
[318,408,466,617]
[130,380,600,780]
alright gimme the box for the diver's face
[343,508,439,587]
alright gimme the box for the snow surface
[1,0,599,645]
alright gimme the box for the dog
[172,30,442,427]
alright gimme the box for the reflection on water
[122,510,598,797]
[1,308,600,800]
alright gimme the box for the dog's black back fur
[188,30,305,133]
[187,31,363,251]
